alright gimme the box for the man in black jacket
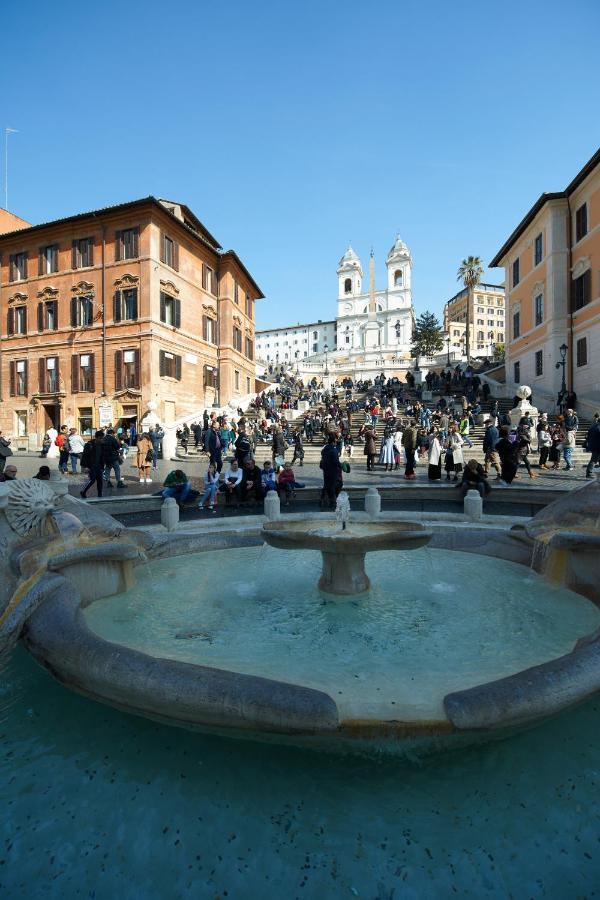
[207,422,223,473]
[102,429,126,488]
[240,458,263,503]
[320,434,342,510]
[80,431,105,498]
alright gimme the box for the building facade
[256,236,416,381]
[0,197,263,447]
[255,319,336,368]
[490,148,600,410]
[443,283,505,357]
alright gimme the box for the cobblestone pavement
[8,449,597,497]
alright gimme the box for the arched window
[394,270,403,287]
[344,278,352,294]
[312,330,318,339]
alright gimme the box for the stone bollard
[364,486,381,519]
[48,470,69,498]
[161,496,179,531]
[264,490,281,521]
[464,489,483,521]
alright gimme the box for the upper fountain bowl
[262,519,432,554]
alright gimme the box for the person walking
[291,430,305,467]
[136,432,153,483]
[402,421,418,480]
[80,431,105,498]
[363,426,377,472]
[67,428,85,474]
[320,433,343,510]
[207,421,223,473]
[56,426,70,474]
[102,428,126,488]
[482,419,501,478]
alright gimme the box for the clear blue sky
[2,0,599,330]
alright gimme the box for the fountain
[262,491,432,595]
[0,477,598,756]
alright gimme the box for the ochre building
[490,147,599,410]
[0,197,263,448]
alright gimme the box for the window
[159,292,181,328]
[513,310,520,339]
[575,203,588,242]
[572,270,591,311]
[161,234,179,270]
[39,356,59,393]
[16,410,28,437]
[115,227,139,261]
[453,329,460,337]
[312,330,318,339]
[78,408,93,437]
[512,258,520,287]
[72,353,95,393]
[9,252,27,281]
[245,336,254,360]
[312,343,318,353]
[233,326,242,352]
[204,365,218,388]
[576,337,588,368]
[202,315,217,344]
[534,233,543,265]
[535,350,543,376]
[202,264,216,295]
[394,270,403,287]
[70,294,94,327]
[477,307,484,314]
[8,305,28,335]
[498,333,504,342]
[534,293,543,326]
[159,349,182,380]
[38,300,57,332]
[234,282,239,305]
[344,278,352,293]
[234,370,240,391]
[112,287,138,322]
[245,294,252,317]
[477,318,484,325]
[39,244,58,275]
[477,331,484,341]
[72,237,94,269]
[488,319,494,326]
[9,359,28,396]
[115,348,140,390]
[513,361,520,383]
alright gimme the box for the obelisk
[364,248,380,348]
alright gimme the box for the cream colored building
[443,283,505,358]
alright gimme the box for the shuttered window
[115,227,139,261]
[38,301,58,332]
[38,356,59,393]
[159,292,181,328]
[202,315,216,343]
[203,365,217,388]
[9,359,28,397]
[70,295,94,327]
[72,238,94,268]
[575,204,588,242]
[512,258,520,287]
[7,306,27,335]
[245,336,254,360]
[9,252,27,282]
[115,349,141,391]
[576,337,588,368]
[233,326,242,352]
[71,353,95,393]
[38,244,58,275]
[572,270,591,311]
[160,234,179,271]
[113,288,138,322]
[159,349,182,380]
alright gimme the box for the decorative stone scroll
[113,273,139,289]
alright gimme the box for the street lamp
[445,334,451,365]
[555,342,568,411]
[323,342,329,377]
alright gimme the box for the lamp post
[323,342,329,378]
[445,334,451,366]
[555,342,568,412]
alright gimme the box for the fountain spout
[335,491,351,532]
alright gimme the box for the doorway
[42,403,60,431]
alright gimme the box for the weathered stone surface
[23,593,340,735]
[525,481,600,541]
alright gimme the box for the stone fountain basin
[262,519,432,553]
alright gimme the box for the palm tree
[456,256,484,363]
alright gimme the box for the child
[261,460,277,493]
[198,463,219,511]
[277,462,305,506]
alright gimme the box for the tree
[493,342,505,362]
[411,311,444,367]
[456,256,484,363]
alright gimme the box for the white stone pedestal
[364,487,381,519]
[161,497,179,531]
[464,489,483,520]
[264,491,281,521]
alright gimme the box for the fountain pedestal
[319,550,369,595]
